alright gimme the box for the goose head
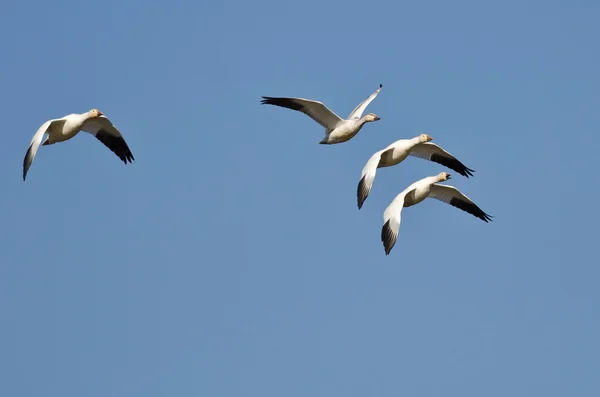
[437,172,451,181]
[419,133,433,143]
[364,113,381,122]
[88,108,104,118]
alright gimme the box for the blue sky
[1,0,598,395]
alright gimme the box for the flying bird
[23,109,135,180]
[261,84,382,144]
[381,172,492,255]
[357,134,474,208]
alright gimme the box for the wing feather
[82,116,135,164]
[381,190,413,255]
[23,119,61,181]
[409,142,474,177]
[429,184,492,222]
[358,150,382,209]
[347,84,382,120]
[261,96,343,131]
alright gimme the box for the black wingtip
[259,97,304,111]
[379,83,383,88]
[449,196,494,223]
[381,220,396,256]
[23,144,33,181]
[429,153,475,178]
[94,131,135,165]
[482,213,494,223]
[260,96,275,105]
[463,167,475,178]
[357,176,367,209]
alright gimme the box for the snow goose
[357,134,474,208]
[261,84,382,144]
[382,172,492,255]
[23,109,134,180]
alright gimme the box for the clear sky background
[1,0,598,396]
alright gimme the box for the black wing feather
[95,129,135,164]
[449,197,493,222]
[23,144,34,181]
[430,153,475,177]
[357,175,370,209]
[260,97,304,111]
[381,219,397,255]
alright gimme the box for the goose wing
[409,142,474,177]
[261,96,343,131]
[381,189,414,255]
[357,147,394,209]
[81,115,135,164]
[429,184,492,222]
[347,84,382,120]
[23,119,62,181]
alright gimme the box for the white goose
[381,172,492,255]
[261,84,382,144]
[23,109,135,181]
[357,134,474,208]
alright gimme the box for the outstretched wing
[409,142,474,177]
[381,189,413,255]
[81,115,135,164]
[23,119,62,181]
[357,147,394,209]
[429,184,492,222]
[347,84,382,120]
[261,96,343,131]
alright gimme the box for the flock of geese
[261,84,492,255]
[22,83,491,256]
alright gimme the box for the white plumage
[381,172,492,255]
[261,84,382,144]
[357,134,474,208]
[23,109,134,180]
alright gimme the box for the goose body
[23,109,134,181]
[357,134,474,209]
[381,172,492,255]
[261,84,382,144]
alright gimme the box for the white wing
[347,84,382,120]
[23,119,61,181]
[409,142,474,177]
[429,184,492,222]
[381,189,412,255]
[81,115,135,164]
[261,96,343,131]
[357,150,383,209]
[357,147,394,209]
